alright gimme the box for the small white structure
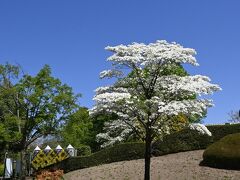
[44,145,52,154]
[55,145,63,154]
[66,144,76,157]
[4,158,13,178]
[33,146,41,159]
[34,146,41,153]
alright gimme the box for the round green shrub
[202,133,240,169]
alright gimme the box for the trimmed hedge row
[201,133,240,169]
[46,123,240,173]
[152,129,213,156]
[152,123,240,156]
[206,123,240,142]
[75,145,91,156]
[47,142,145,173]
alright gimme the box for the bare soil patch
[64,150,240,180]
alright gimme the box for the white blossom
[100,69,123,79]
[93,92,131,104]
[189,123,212,136]
[91,40,221,147]
[96,119,133,148]
[105,40,199,67]
[158,99,213,116]
[160,75,221,95]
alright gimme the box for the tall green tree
[0,63,80,177]
[61,107,117,152]
[61,107,93,147]
[0,63,22,151]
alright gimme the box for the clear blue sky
[0,1,239,124]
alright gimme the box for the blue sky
[0,1,239,124]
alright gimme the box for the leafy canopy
[0,63,80,152]
[61,107,93,147]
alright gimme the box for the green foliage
[75,145,91,156]
[89,113,118,152]
[47,142,145,173]
[45,124,240,172]
[152,128,213,156]
[152,124,240,156]
[152,123,240,156]
[202,133,240,169]
[0,163,4,176]
[160,63,189,77]
[60,108,117,152]
[0,63,22,151]
[61,107,93,148]
[0,63,80,153]
[207,123,240,142]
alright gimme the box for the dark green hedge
[152,123,240,156]
[46,123,240,172]
[75,145,91,156]
[201,133,240,169]
[47,142,145,173]
[206,123,240,142]
[152,129,213,156]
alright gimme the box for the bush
[152,123,240,156]
[44,124,240,172]
[201,133,240,169]
[152,129,213,156]
[0,163,4,177]
[47,142,145,173]
[206,123,240,142]
[75,145,91,156]
[35,169,64,179]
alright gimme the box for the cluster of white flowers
[105,40,198,68]
[93,92,131,104]
[100,70,123,79]
[96,119,133,148]
[160,75,221,95]
[189,123,212,136]
[158,99,213,116]
[91,40,221,147]
[95,86,112,95]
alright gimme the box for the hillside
[64,150,240,180]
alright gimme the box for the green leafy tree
[0,63,22,151]
[0,63,80,177]
[61,107,93,147]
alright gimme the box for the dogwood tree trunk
[144,130,152,180]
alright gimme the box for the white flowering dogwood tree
[90,40,221,180]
